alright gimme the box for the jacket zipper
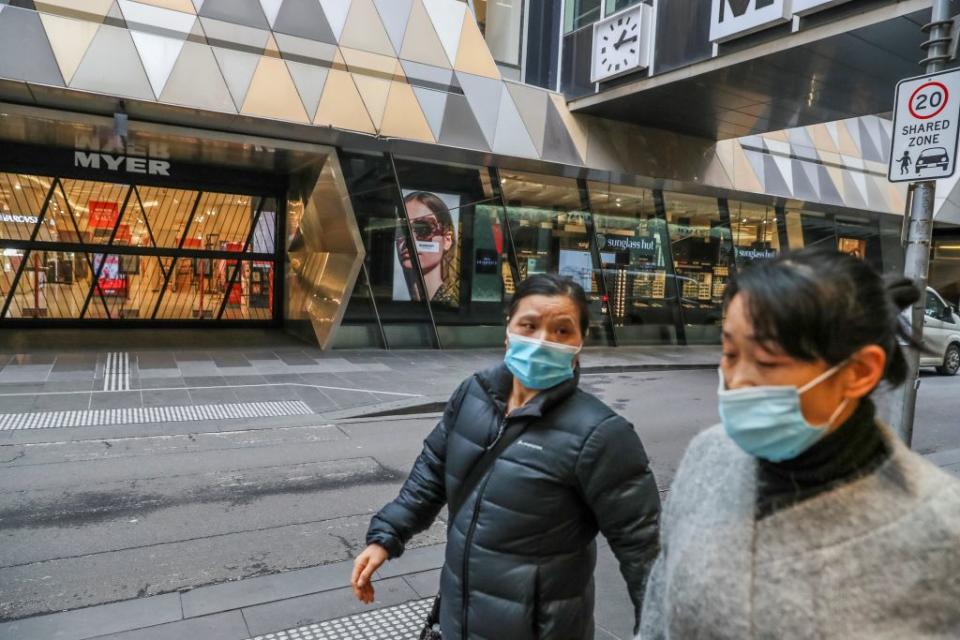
[461,414,508,637]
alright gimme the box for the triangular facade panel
[286,60,328,120]
[273,0,336,43]
[314,68,376,134]
[241,55,310,123]
[790,158,819,202]
[492,89,538,159]
[340,0,395,58]
[199,16,270,50]
[353,74,392,129]
[541,100,582,165]
[453,10,499,79]
[130,31,186,97]
[0,6,65,86]
[259,0,283,26]
[160,40,235,112]
[505,82,548,155]
[71,24,155,99]
[761,154,792,198]
[212,46,260,110]
[374,0,413,54]
[39,0,116,22]
[456,71,503,146]
[379,80,436,143]
[400,0,451,69]
[118,0,195,32]
[198,0,268,29]
[421,0,465,65]
[39,12,100,84]
[413,86,448,140]
[439,93,489,152]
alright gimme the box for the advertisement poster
[393,190,461,307]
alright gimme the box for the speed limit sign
[889,69,960,183]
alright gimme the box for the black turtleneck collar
[756,398,890,519]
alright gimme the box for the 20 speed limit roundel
[909,81,949,120]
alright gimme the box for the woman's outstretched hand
[351,543,389,604]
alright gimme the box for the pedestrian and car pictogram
[889,69,960,182]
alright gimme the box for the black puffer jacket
[366,364,661,639]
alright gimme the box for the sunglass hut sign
[710,0,852,43]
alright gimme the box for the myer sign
[710,0,853,43]
[74,151,171,176]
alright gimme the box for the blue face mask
[505,333,581,390]
[718,363,850,462]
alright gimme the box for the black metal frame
[0,169,283,328]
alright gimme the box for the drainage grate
[103,352,131,391]
[0,400,313,431]
[249,598,433,640]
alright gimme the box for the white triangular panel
[492,89,538,159]
[259,0,283,26]
[118,0,196,33]
[319,0,351,39]
[130,31,186,97]
[421,0,466,65]
[413,86,447,140]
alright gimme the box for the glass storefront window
[588,181,677,344]
[394,158,511,348]
[565,0,601,32]
[728,200,780,269]
[605,0,642,16]
[337,151,435,348]
[501,170,612,344]
[0,172,278,322]
[663,191,731,344]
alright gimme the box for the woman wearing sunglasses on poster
[397,192,459,307]
[352,274,661,639]
[640,249,960,639]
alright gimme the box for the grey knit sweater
[640,423,960,639]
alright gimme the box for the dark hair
[403,191,453,231]
[508,274,591,336]
[723,248,920,387]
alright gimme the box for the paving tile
[0,592,181,640]
[0,382,47,393]
[212,354,251,368]
[174,351,214,362]
[177,362,220,376]
[243,351,280,361]
[223,374,268,386]
[135,353,178,370]
[32,393,91,411]
[275,351,317,365]
[51,355,98,372]
[46,371,94,382]
[188,387,239,405]
[41,380,95,393]
[263,374,304,384]
[89,391,143,410]
[0,395,37,411]
[401,569,441,599]
[293,387,337,412]
[241,578,418,637]
[183,376,228,388]
[86,611,248,640]
[137,378,186,389]
[141,389,193,407]
[376,545,445,580]
[8,353,56,365]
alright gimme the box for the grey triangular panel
[865,177,888,211]
[199,0,268,29]
[842,172,867,209]
[455,71,502,146]
[743,148,766,185]
[798,160,821,199]
[0,6,64,85]
[72,24,155,99]
[400,60,454,90]
[199,17,270,50]
[492,89,538,159]
[413,86,447,141]
[541,99,581,165]
[107,1,126,25]
[790,159,819,202]
[374,0,413,54]
[438,93,489,152]
[160,41,235,113]
[762,155,791,197]
[274,33,337,62]
[857,119,883,163]
[816,165,843,206]
[212,47,260,110]
[505,82,548,155]
[272,0,336,43]
[286,60,328,119]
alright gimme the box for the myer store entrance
[0,141,284,326]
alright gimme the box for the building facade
[0,0,922,348]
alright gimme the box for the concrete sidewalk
[3,447,956,640]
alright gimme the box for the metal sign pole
[894,0,953,445]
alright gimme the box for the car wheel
[937,343,960,375]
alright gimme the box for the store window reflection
[394,158,512,347]
[728,200,780,269]
[465,0,524,68]
[565,0,601,31]
[663,191,731,343]
[588,181,677,344]
[500,171,612,344]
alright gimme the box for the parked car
[922,287,960,375]
[916,147,950,174]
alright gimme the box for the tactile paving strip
[0,400,312,430]
[249,598,434,640]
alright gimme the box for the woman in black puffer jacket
[351,274,661,639]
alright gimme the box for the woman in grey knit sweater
[640,249,960,639]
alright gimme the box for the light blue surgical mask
[718,363,850,462]
[505,333,581,390]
